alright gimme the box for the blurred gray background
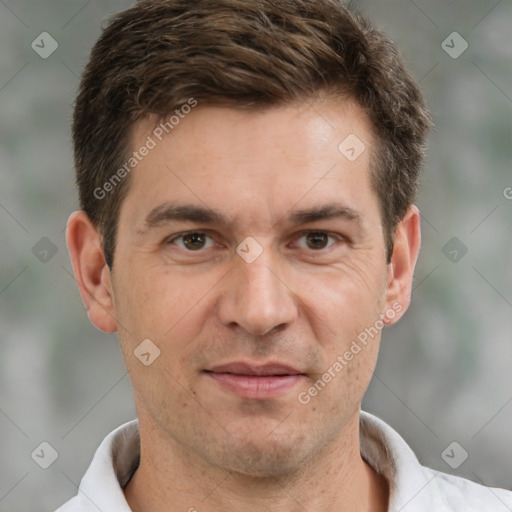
[0,0,511,510]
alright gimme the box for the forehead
[120,99,379,232]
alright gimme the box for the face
[96,100,410,477]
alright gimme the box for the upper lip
[205,362,304,376]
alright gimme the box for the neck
[124,410,388,512]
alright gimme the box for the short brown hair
[73,0,431,268]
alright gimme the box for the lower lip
[205,372,305,399]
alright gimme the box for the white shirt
[56,411,512,511]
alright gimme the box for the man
[59,0,512,510]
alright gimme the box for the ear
[383,204,421,325]
[66,211,117,333]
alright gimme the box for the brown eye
[305,232,330,250]
[183,233,206,250]
[171,232,214,251]
[292,231,340,251]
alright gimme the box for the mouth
[203,362,306,399]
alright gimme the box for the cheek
[113,266,227,388]
[292,260,387,404]
[114,262,213,337]
[296,260,387,338]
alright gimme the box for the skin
[67,98,421,512]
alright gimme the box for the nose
[217,249,299,336]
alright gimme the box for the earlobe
[66,211,118,333]
[383,205,421,325]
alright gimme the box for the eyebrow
[136,201,363,235]
[136,203,228,235]
[288,204,362,226]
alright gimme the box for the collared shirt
[56,411,512,511]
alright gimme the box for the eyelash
[166,230,345,252]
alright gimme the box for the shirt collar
[71,412,438,511]
[360,411,437,511]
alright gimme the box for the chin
[212,435,312,479]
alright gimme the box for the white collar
[56,411,512,511]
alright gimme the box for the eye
[293,231,340,251]
[169,232,216,251]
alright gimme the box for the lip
[207,362,304,376]
[204,361,306,399]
